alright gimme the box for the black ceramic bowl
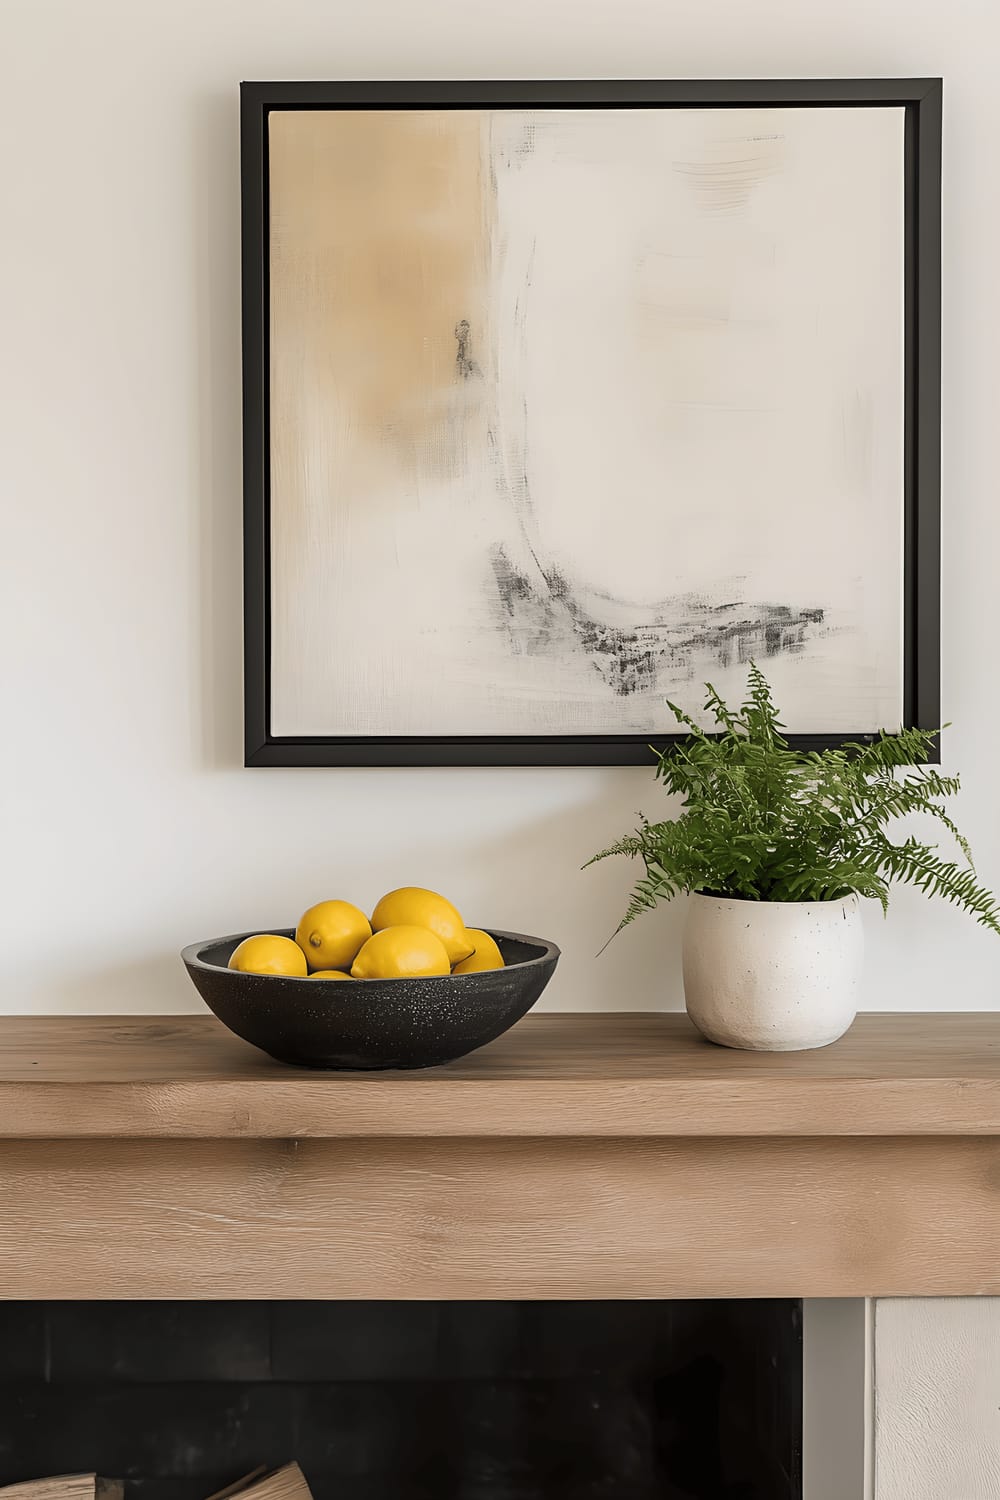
[181,927,560,1070]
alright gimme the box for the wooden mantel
[1,1013,999,1300]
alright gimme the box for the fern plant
[588,665,1000,937]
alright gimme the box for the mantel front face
[2,1134,998,1299]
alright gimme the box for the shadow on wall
[19,772,687,1017]
[191,89,245,772]
[18,954,199,1016]
[469,775,688,1013]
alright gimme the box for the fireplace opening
[0,1301,801,1500]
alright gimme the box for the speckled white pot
[682,893,863,1051]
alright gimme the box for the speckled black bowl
[181,927,560,1070]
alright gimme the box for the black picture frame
[241,77,942,768]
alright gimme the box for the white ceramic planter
[682,893,863,1051]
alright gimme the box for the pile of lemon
[227,887,504,981]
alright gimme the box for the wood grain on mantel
[5,1013,1000,1298]
[1,1012,1000,1138]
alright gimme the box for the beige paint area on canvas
[268,109,491,510]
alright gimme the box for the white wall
[3,0,998,1014]
[875,1299,1000,1499]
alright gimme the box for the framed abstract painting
[241,78,941,766]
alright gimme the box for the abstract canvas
[242,81,941,766]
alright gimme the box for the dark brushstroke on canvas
[454,319,481,379]
[491,545,825,698]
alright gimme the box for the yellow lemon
[228,934,308,978]
[370,887,474,964]
[351,926,451,979]
[309,969,352,981]
[452,929,505,974]
[295,899,371,971]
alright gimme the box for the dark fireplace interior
[0,1301,801,1500]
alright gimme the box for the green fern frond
[586,666,997,940]
[584,833,648,867]
[875,840,1000,934]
